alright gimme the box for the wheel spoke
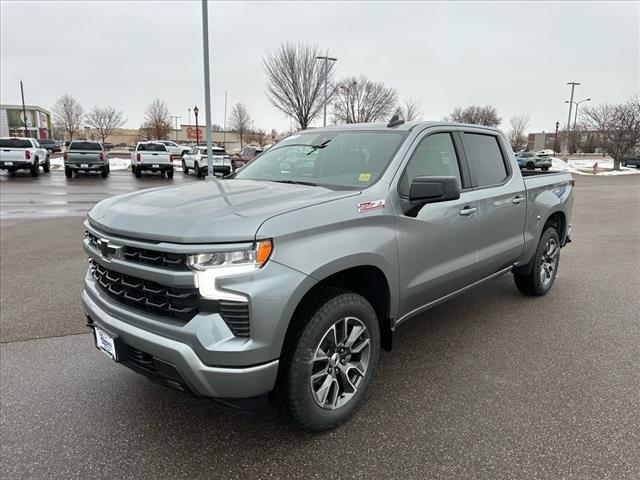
[350,337,370,354]
[315,374,334,406]
[328,379,340,408]
[345,325,365,349]
[313,347,329,362]
[311,369,328,382]
[337,365,358,393]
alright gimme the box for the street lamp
[565,98,591,131]
[315,54,337,127]
[193,105,199,146]
[554,121,560,154]
[563,82,581,157]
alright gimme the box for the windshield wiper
[271,180,319,187]
[306,139,332,155]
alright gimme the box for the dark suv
[622,151,640,168]
[40,139,62,153]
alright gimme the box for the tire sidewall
[285,292,380,430]
[531,228,560,295]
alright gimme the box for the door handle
[512,196,525,205]
[459,206,477,216]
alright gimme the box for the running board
[393,265,514,329]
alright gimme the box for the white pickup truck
[0,137,50,177]
[157,140,190,158]
[131,142,174,178]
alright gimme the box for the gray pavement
[1,172,639,479]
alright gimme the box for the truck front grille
[89,259,199,321]
[85,231,187,270]
[89,259,250,336]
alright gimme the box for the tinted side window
[463,133,508,187]
[399,132,461,196]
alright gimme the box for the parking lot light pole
[563,82,580,159]
[223,90,227,148]
[315,55,337,127]
[201,0,214,180]
[194,106,199,146]
[20,80,28,138]
[554,121,559,154]
[569,98,591,131]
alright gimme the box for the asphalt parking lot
[1,170,639,479]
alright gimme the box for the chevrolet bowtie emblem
[97,238,122,259]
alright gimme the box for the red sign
[187,127,203,140]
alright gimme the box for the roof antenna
[387,113,405,128]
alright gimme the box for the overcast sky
[1,1,638,134]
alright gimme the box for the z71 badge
[357,199,385,213]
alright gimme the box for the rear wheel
[526,162,535,170]
[101,167,108,178]
[135,166,142,178]
[65,167,73,178]
[514,227,560,296]
[43,157,50,173]
[30,160,39,177]
[195,162,202,177]
[277,288,380,431]
[167,168,174,179]
[542,167,549,171]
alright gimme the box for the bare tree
[143,99,171,140]
[52,94,84,141]
[507,114,530,152]
[245,128,266,146]
[263,42,336,130]
[229,103,251,147]
[399,99,424,121]
[85,106,126,145]
[449,105,502,127]
[333,76,398,124]
[581,97,640,170]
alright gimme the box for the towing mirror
[409,176,461,204]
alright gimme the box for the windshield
[234,130,407,189]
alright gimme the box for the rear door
[460,130,526,277]
[394,127,483,321]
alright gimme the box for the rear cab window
[0,139,33,148]
[137,143,167,152]
[69,141,102,151]
[462,133,509,187]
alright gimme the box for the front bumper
[82,289,279,399]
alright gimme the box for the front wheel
[526,162,535,170]
[182,160,189,174]
[277,288,380,431]
[514,227,560,296]
[167,168,174,179]
[43,157,50,173]
[30,160,39,177]
[195,162,202,177]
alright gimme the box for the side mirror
[409,176,461,204]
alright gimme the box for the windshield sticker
[358,173,371,182]
[357,199,385,213]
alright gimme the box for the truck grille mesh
[89,259,250,336]
[85,231,187,270]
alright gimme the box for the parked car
[64,140,109,178]
[231,145,263,169]
[0,137,50,176]
[182,145,233,177]
[39,138,62,153]
[131,142,174,178]
[157,140,191,158]
[83,121,574,431]
[621,150,640,168]
[516,152,552,171]
[103,143,114,151]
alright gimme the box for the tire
[277,287,380,432]
[526,162,535,170]
[514,227,560,296]
[182,160,189,174]
[65,167,73,178]
[43,157,50,173]
[621,161,627,167]
[135,166,142,178]
[167,168,174,179]
[542,167,549,171]
[195,162,202,177]
[30,160,39,177]
[101,167,108,178]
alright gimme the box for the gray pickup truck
[82,121,574,431]
[65,140,110,178]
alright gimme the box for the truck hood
[88,179,359,243]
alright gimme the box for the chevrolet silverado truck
[0,137,50,176]
[83,121,574,431]
[131,142,174,178]
[65,140,109,178]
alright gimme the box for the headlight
[187,240,272,300]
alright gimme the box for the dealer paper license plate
[94,327,117,361]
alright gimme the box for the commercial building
[0,104,52,139]
[527,130,602,154]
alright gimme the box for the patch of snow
[549,157,640,176]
